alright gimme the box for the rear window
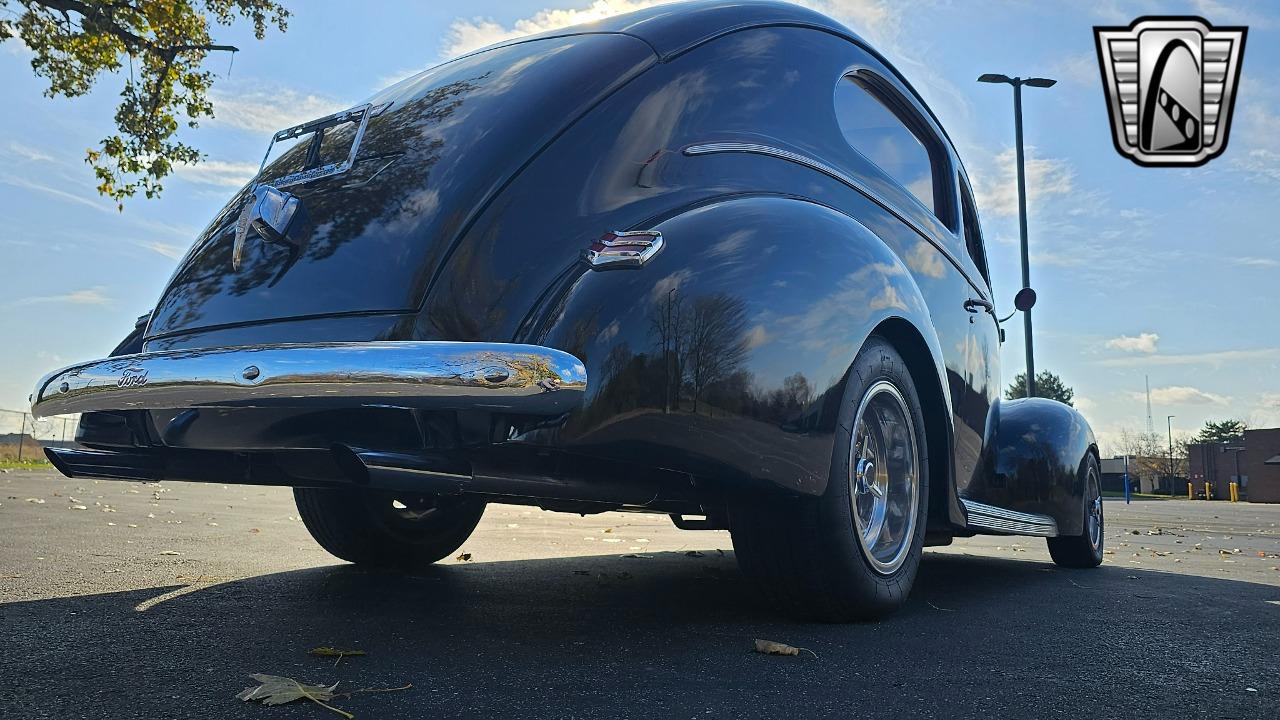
[834,75,945,221]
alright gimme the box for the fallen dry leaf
[455,552,472,562]
[309,647,366,666]
[310,647,366,657]
[753,639,817,658]
[237,674,348,718]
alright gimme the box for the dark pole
[1013,80,1036,399]
[1167,415,1176,497]
[17,412,27,462]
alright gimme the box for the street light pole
[1012,81,1035,399]
[1167,415,1176,497]
[978,73,1056,399]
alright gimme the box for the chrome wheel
[1086,467,1103,551]
[848,380,920,575]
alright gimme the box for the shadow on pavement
[2,550,1277,718]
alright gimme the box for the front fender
[978,397,1097,536]
[521,195,952,497]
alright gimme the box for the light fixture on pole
[978,73,1056,398]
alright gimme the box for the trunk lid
[148,33,654,338]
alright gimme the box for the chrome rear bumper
[30,341,588,418]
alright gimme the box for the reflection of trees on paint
[573,288,840,433]
[151,75,484,332]
[682,293,749,413]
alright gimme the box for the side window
[959,177,991,286]
[834,73,951,226]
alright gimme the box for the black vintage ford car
[31,1,1102,620]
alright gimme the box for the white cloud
[1192,0,1276,29]
[1232,256,1280,268]
[6,141,54,163]
[1105,332,1159,354]
[0,173,115,213]
[972,147,1075,218]
[1051,52,1099,87]
[1131,385,1231,406]
[1073,395,1097,413]
[208,86,347,134]
[138,241,186,259]
[174,159,258,188]
[14,286,110,307]
[443,1,664,58]
[1098,348,1280,368]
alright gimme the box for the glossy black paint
[977,398,1098,536]
[147,33,655,337]
[74,1,1095,535]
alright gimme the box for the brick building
[1187,427,1280,503]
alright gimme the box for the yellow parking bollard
[1229,482,1239,502]
[1188,482,1193,499]
[1206,482,1213,500]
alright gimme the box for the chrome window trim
[683,142,989,299]
[960,498,1059,537]
[836,68,958,232]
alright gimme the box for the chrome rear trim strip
[961,498,1059,537]
[30,341,587,419]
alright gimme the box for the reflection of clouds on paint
[648,268,694,304]
[744,324,770,350]
[597,319,621,344]
[905,240,944,278]
[705,229,754,259]
[772,262,911,354]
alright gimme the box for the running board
[960,499,1058,537]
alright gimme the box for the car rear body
[34,1,1096,539]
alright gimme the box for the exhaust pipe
[332,445,663,506]
[45,447,163,481]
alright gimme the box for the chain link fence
[0,408,79,462]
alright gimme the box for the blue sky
[2,0,1278,451]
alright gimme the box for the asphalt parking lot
[2,467,1278,719]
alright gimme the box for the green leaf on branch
[1,0,291,207]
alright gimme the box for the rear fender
[522,195,953,497]
[980,397,1097,536]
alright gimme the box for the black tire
[730,335,930,621]
[1047,454,1105,568]
[294,487,485,568]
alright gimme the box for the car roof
[570,0,865,59]
[462,1,954,152]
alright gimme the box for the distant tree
[1004,369,1074,406]
[1194,419,1247,444]
[0,0,290,206]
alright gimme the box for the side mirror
[1014,287,1037,312]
